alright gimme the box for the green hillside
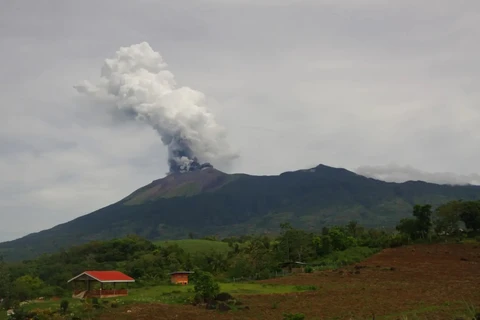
[2,164,480,261]
[155,239,231,254]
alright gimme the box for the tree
[277,224,314,262]
[412,204,432,238]
[346,220,359,237]
[396,218,419,240]
[0,256,11,309]
[12,275,44,301]
[191,270,220,302]
[434,200,462,235]
[313,235,332,256]
[328,226,356,251]
[458,201,480,232]
[397,204,433,240]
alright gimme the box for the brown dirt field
[96,243,480,320]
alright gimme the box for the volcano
[2,163,480,261]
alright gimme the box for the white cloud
[1,0,480,241]
[356,164,480,185]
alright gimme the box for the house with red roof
[67,271,135,299]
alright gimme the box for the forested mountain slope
[2,164,480,261]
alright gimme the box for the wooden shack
[169,271,194,285]
[68,270,135,299]
[279,261,308,273]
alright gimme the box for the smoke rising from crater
[74,42,238,173]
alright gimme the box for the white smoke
[74,42,238,173]
[356,164,480,186]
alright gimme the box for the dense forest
[1,199,479,314]
[3,165,480,261]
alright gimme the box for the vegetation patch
[154,239,232,254]
[1,199,480,319]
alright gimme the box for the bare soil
[97,243,480,320]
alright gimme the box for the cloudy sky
[1,0,479,241]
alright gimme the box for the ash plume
[74,42,238,173]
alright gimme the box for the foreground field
[96,243,480,320]
[9,282,307,320]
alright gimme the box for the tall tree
[412,204,432,238]
[434,200,462,235]
[277,223,314,262]
[346,220,360,237]
[459,201,480,232]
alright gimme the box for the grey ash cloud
[75,42,236,173]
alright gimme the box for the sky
[1,0,480,241]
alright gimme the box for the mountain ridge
[2,163,480,261]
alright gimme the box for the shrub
[60,299,69,314]
[283,312,305,320]
[191,270,220,302]
[295,285,317,291]
[215,292,233,301]
[304,266,313,273]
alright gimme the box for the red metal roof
[68,271,135,283]
[85,271,134,282]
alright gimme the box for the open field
[10,282,307,319]
[92,243,480,320]
[154,239,232,254]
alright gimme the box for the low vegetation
[1,199,480,319]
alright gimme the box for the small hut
[68,271,135,299]
[279,261,308,273]
[169,271,194,285]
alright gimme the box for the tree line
[396,200,480,240]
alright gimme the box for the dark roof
[169,271,195,275]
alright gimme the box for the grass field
[4,282,309,319]
[154,239,232,254]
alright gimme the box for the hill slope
[2,164,480,261]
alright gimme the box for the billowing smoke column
[74,42,238,173]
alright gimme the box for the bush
[312,246,380,270]
[40,286,66,298]
[304,266,313,273]
[389,234,410,248]
[191,270,220,302]
[91,297,103,309]
[295,285,317,291]
[283,312,305,320]
[215,292,233,301]
[60,299,69,314]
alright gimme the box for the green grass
[120,282,305,304]
[16,281,306,314]
[154,239,232,254]
[311,246,381,269]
